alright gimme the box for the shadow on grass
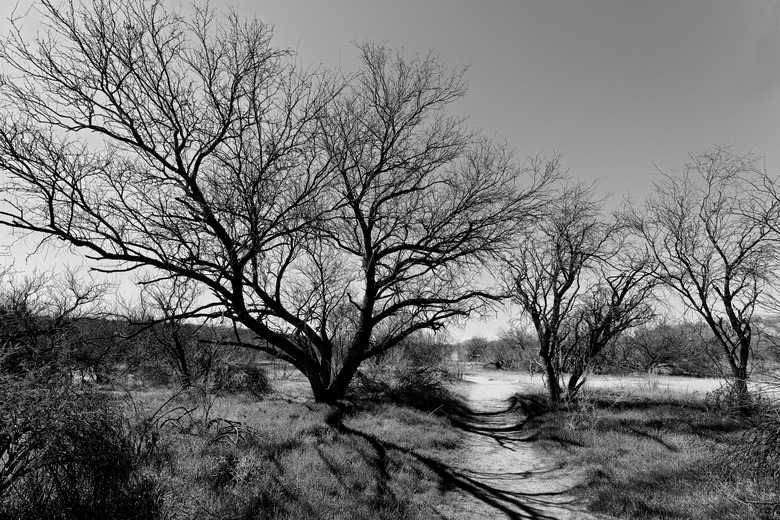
[520,391,777,520]
[581,394,745,444]
[579,457,769,520]
[326,395,587,520]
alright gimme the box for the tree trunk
[731,363,750,411]
[306,358,361,403]
[542,356,562,404]
[307,370,331,403]
[308,379,350,403]
[566,365,585,401]
[725,337,751,411]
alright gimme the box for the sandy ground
[432,370,610,520]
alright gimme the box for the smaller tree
[490,327,539,371]
[67,317,127,384]
[461,336,490,362]
[634,148,779,402]
[134,278,215,388]
[560,239,656,396]
[506,183,655,402]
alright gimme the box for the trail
[433,371,607,520]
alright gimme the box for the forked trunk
[305,357,362,403]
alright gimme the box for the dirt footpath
[434,371,608,520]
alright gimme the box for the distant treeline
[457,319,780,379]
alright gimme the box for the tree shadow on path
[328,394,590,520]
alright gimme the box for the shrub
[352,364,462,413]
[211,363,272,398]
[724,384,780,492]
[0,375,161,520]
[704,382,765,417]
[732,409,780,487]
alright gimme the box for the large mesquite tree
[0,0,555,401]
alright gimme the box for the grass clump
[211,362,272,398]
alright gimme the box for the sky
[248,0,780,195]
[2,0,780,339]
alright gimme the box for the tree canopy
[0,0,556,401]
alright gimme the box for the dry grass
[126,373,464,520]
[525,380,780,520]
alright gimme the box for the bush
[704,383,765,418]
[723,384,780,492]
[733,409,780,487]
[0,375,161,520]
[211,363,272,398]
[352,364,462,413]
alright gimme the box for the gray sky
[2,0,780,338]
[249,0,780,198]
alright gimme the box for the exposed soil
[434,370,609,520]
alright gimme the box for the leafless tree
[0,1,555,401]
[0,266,109,376]
[287,43,559,400]
[561,243,656,397]
[506,183,655,403]
[134,277,212,388]
[633,148,780,401]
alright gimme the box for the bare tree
[0,267,109,376]
[66,316,126,384]
[0,2,555,401]
[287,43,559,400]
[134,278,212,388]
[506,183,655,402]
[634,148,780,402]
[561,244,656,397]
